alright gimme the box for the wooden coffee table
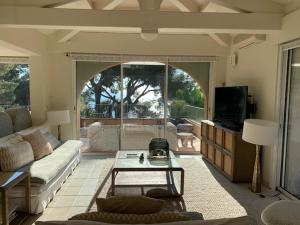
[111,151,184,197]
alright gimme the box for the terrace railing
[184,105,204,122]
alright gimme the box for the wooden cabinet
[200,120,256,182]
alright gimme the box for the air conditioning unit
[233,34,266,50]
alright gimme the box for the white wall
[226,34,279,188]
[225,8,300,189]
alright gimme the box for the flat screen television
[214,86,248,130]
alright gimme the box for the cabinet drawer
[201,123,208,138]
[224,132,235,152]
[208,125,215,141]
[215,127,223,146]
[207,144,215,163]
[201,141,208,157]
[223,154,232,176]
[215,149,222,169]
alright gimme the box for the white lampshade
[242,119,278,146]
[47,110,70,125]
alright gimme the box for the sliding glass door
[121,62,166,150]
[76,57,211,152]
[280,46,300,198]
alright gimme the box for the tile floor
[37,155,112,222]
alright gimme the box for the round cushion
[261,200,300,225]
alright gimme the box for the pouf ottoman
[261,200,300,225]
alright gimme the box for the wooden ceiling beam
[55,29,80,42]
[0,6,282,34]
[209,0,284,13]
[208,33,231,47]
[169,0,199,12]
[92,0,126,10]
[43,0,80,8]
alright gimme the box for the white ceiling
[0,0,296,55]
[0,44,28,56]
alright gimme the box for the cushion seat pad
[22,140,82,184]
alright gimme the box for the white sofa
[84,122,177,152]
[0,108,82,214]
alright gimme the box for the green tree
[0,64,30,110]
[170,100,186,122]
[82,64,164,118]
[168,67,204,108]
[80,64,205,118]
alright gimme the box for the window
[0,64,30,111]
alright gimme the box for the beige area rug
[88,157,272,221]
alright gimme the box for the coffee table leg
[180,170,184,196]
[1,190,9,225]
[111,170,115,196]
[25,176,31,214]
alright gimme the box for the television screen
[214,86,248,129]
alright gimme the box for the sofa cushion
[17,125,49,136]
[69,212,191,224]
[0,141,34,171]
[43,131,61,150]
[96,196,164,214]
[22,130,53,160]
[25,140,82,184]
[0,112,14,138]
[5,108,32,132]
[0,133,23,146]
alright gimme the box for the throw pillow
[96,196,164,214]
[43,131,61,150]
[0,141,34,171]
[69,212,191,224]
[22,130,53,160]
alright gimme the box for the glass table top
[114,150,182,169]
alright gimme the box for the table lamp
[242,119,278,193]
[47,110,70,141]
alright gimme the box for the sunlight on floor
[35,154,279,225]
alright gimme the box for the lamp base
[57,125,62,141]
[251,144,261,193]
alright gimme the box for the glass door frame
[277,39,300,199]
[119,57,169,149]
